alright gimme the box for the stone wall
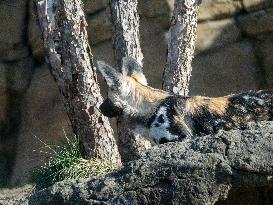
[0,0,272,186]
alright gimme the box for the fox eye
[158,114,164,123]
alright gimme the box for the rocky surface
[196,18,241,53]
[0,185,34,205]
[198,0,242,21]
[1,121,273,204]
[238,8,273,36]
[0,0,29,61]
[0,0,273,186]
[190,40,259,96]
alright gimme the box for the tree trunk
[163,0,201,96]
[110,0,152,162]
[35,0,121,164]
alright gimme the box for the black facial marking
[154,123,160,127]
[149,95,189,141]
[99,98,123,118]
[147,114,157,127]
[158,114,164,123]
[159,138,169,144]
[159,137,179,144]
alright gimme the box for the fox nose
[99,98,123,118]
[159,138,169,144]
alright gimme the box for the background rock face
[0,0,272,186]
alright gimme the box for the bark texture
[35,0,121,163]
[25,121,273,205]
[110,0,143,69]
[163,0,201,96]
[110,0,152,161]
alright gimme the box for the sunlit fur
[120,77,169,117]
[185,96,230,115]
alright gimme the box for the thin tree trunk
[163,0,201,96]
[110,0,152,161]
[110,0,143,68]
[35,0,121,164]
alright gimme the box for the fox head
[97,57,193,144]
[97,57,169,121]
[98,57,273,144]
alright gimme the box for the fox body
[98,57,273,144]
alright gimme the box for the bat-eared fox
[97,57,273,144]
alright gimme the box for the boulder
[0,94,6,122]
[138,0,173,18]
[0,0,29,61]
[86,9,112,45]
[0,185,33,205]
[0,63,8,161]
[92,40,115,96]
[2,58,35,93]
[254,34,273,88]
[190,41,259,96]
[196,18,241,53]
[23,121,273,204]
[242,0,273,12]
[83,0,108,14]
[0,63,7,94]
[138,0,173,28]
[139,18,168,89]
[0,58,34,186]
[0,58,34,93]
[86,0,173,45]
[198,0,242,21]
[238,8,273,36]
[28,0,46,63]
[10,64,72,185]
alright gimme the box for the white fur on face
[149,106,179,144]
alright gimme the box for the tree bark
[35,0,121,164]
[163,0,201,96]
[110,0,143,69]
[110,0,152,162]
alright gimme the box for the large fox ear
[97,61,123,90]
[122,57,148,85]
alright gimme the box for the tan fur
[173,115,193,137]
[131,73,147,85]
[186,96,230,115]
[126,77,170,116]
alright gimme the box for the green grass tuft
[32,132,117,190]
